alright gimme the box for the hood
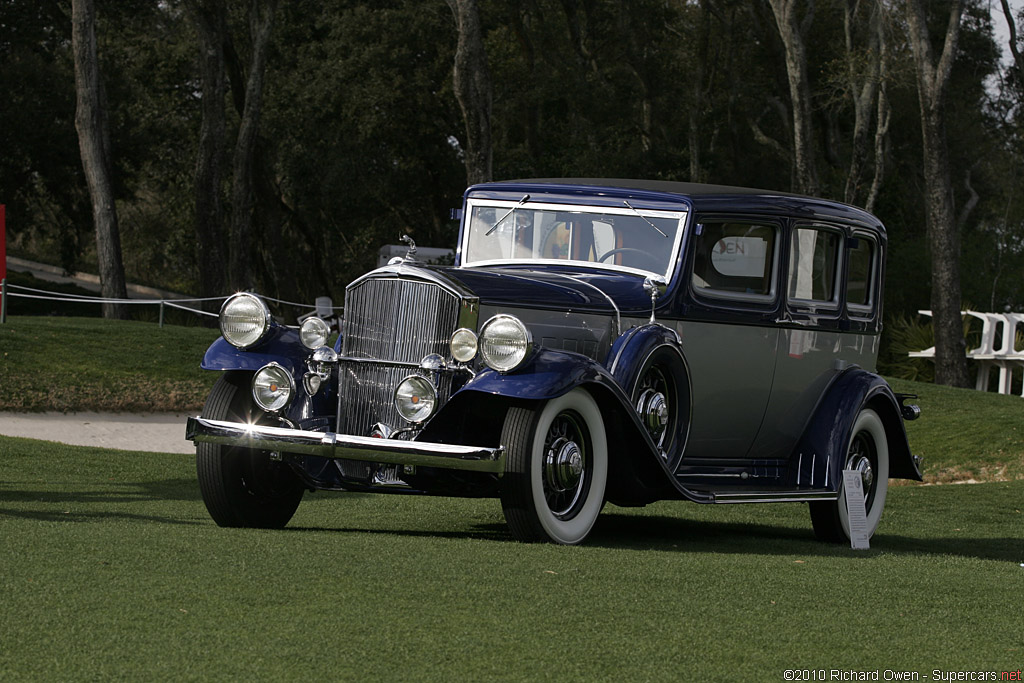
[438,265,654,314]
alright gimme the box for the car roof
[468,178,885,234]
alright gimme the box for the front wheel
[500,389,608,545]
[809,408,889,542]
[196,373,304,528]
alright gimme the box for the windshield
[461,199,688,280]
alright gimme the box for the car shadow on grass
[585,512,1021,563]
[0,506,203,526]
[0,477,205,526]
[0,478,202,504]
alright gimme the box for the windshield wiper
[485,194,531,236]
[622,199,668,238]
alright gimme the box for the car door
[678,218,782,461]
[756,221,853,459]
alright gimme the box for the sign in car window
[692,223,777,300]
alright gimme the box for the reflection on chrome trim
[186,416,504,474]
[711,490,839,503]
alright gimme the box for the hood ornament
[400,234,418,261]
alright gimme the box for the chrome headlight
[252,363,294,412]
[449,328,478,363]
[300,316,330,349]
[479,315,532,372]
[220,293,271,349]
[394,375,437,424]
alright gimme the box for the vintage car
[186,179,922,545]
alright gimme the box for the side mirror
[643,276,667,323]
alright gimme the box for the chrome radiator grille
[338,363,454,436]
[342,277,460,363]
[338,276,462,435]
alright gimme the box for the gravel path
[0,412,194,454]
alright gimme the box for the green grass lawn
[0,317,220,412]
[0,318,1022,678]
[1,436,1022,681]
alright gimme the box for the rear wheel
[196,373,304,528]
[809,408,889,542]
[500,389,608,545]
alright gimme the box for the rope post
[1,277,7,324]
[159,300,164,328]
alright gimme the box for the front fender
[201,326,307,376]
[421,347,712,504]
[457,347,613,401]
[790,368,921,489]
[606,323,683,387]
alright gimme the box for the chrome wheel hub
[636,388,669,456]
[546,437,584,493]
[847,453,874,494]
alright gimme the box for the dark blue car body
[188,179,921,544]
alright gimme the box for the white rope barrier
[7,283,230,303]
[0,279,340,325]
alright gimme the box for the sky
[990,0,1023,68]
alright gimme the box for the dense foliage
[1,0,1023,330]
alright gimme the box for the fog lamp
[393,375,437,424]
[252,363,294,412]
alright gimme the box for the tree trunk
[190,0,228,309]
[71,0,128,319]
[228,0,277,292]
[865,11,891,215]
[905,0,970,388]
[688,0,712,183]
[447,0,493,186]
[842,0,881,206]
[999,0,1023,77]
[767,0,819,196]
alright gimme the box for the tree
[446,0,493,185]
[228,0,278,292]
[767,0,820,195]
[190,0,229,306]
[71,0,128,319]
[841,0,882,205]
[999,0,1022,78]
[905,0,970,387]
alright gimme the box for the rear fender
[790,369,921,489]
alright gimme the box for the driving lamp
[449,328,478,363]
[300,316,331,349]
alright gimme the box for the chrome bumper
[185,417,505,474]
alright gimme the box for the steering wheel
[598,248,661,270]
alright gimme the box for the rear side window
[846,235,876,312]
[788,227,842,305]
[692,222,778,301]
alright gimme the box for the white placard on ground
[843,469,870,550]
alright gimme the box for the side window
[788,226,842,306]
[846,235,876,313]
[692,222,778,301]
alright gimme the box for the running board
[708,489,839,504]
